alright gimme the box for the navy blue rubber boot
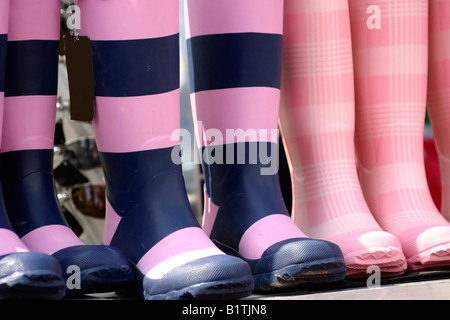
[1,149,134,295]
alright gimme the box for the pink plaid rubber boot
[350,0,450,271]
[427,0,450,224]
[279,0,406,277]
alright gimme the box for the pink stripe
[21,225,84,255]
[353,46,428,78]
[191,87,280,147]
[202,189,219,236]
[136,227,223,278]
[103,198,122,246]
[0,0,9,34]
[284,8,351,45]
[79,0,178,41]
[284,0,349,15]
[350,1,428,48]
[8,0,60,41]
[239,214,307,260]
[0,228,29,256]
[185,0,283,38]
[356,75,428,106]
[283,75,355,109]
[2,96,56,152]
[94,90,180,153]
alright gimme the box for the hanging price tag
[61,27,95,122]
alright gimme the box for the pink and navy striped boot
[185,0,347,291]
[1,0,133,296]
[350,0,450,271]
[0,0,65,299]
[78,0,254,300]
[279,0,407,277]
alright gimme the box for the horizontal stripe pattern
[185,1,283,147]
[90,34,179,97]
[2,0,60,154]
[5,40,59,97]
[79,1,182,154]
[187,32,282,93]
[185,2,288,257]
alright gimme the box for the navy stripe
[202,142,289,251]
[90,34,179,97]
[100,147,199,262]
[187,32,282,93]
[5,40,59,97]
[0,157,14,231]
[0,34,7,93]
[1,150,67,236]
